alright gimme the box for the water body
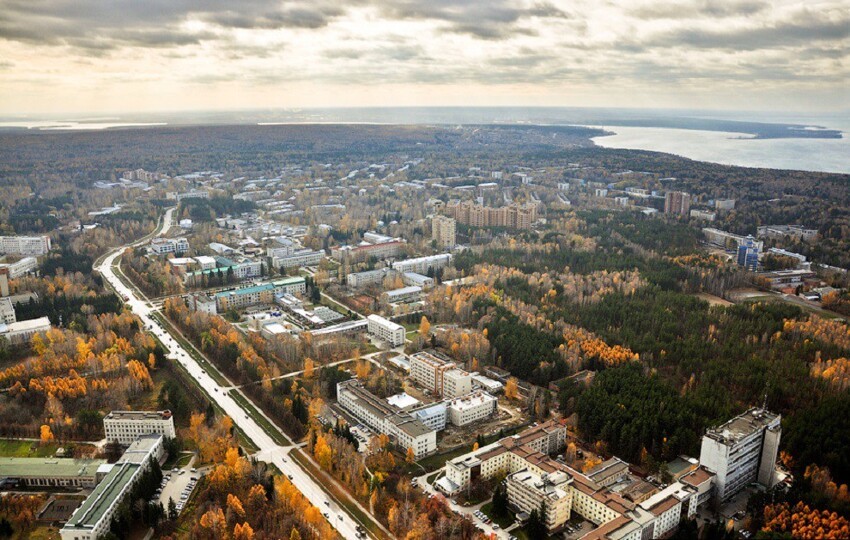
[0,120,166,130]
[590,118,850,174]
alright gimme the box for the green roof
[0,457,106,478]
[65,462,140,530]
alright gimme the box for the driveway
[158,455,198,512]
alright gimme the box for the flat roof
[105,410,171,421]
[65,462,140,530]
[0,457,106,479]
[705,408,780,445]
[387,393,420,409]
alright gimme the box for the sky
[0,0,847,116]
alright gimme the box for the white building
[0,257,38,278]
[193,255,217,270]
[507,470,573,531]
[443,368,472,399]
[447,392,497,426]
[410,351,457,397]
[103,410,176,446]
[391,253,452,274]
[337,380,437,458]
[367,314,406,347]
[412,403,447,431]
[150,237,189,255]
[471,373,504,394]
[0,297,16,324]
[272,249,324,269]
[381,286,422,305]
[0,235,51,256]
[0,316,51,345]
[167,190,209,201]
[346,268,394,288]
[61,435,164,540]
[699,408,781,501]
[402,272,434,289]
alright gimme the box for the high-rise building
[432,215,456,247]
[699,408,781,501]
[664,191,691,216]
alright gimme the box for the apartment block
[346,268,395,288]
[0,297,16,324]
[150,237,189,255]
[103,410,176,446]
[444,201,537,230]
[432,215,457,247]
[410,350,457,396]
[381,286,422,305]
[272,249,324,269]
[664,191,691,216]
[215,277,306,312]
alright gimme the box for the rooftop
[65,461,140,530]
[704,407,780,445]
[0,457,107,479]
[105,410,172,421]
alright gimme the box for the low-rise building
[60,435,164,540]
[150,237,189,255]
[0,316,51,345]
[0,256,38,278]
[0,457,107,489]
[391,254,452,274]
[507,470,573,531]
[402,272,434,289]
[0,297,16,324]
[381,286,422,305]
[215,277,306,312]
[446,391,497,426]
[337,380,437,458]
[367,314,406,347]
[347,268,395,288]
[272,249,324,269]
[757,225,818,242]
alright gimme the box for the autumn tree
[504,377,519,400]
[39,425,54,445]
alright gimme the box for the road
[95,207,380,540]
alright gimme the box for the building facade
[432,215,457,247]
[366,314,406,347]
[664,191,691,216]
[0,235,51,256]
[103,410,176,446]
[699,408,781,501]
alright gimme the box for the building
[0,268,7,297]
[715,199,736,211]
[507,470,573,531]
[61,435,164,540]
[392,254,452,275]
[471,373,504,393]
[443,368,473,399]
[402,272,434,289]
[0,235,51,256]
[381,286,422,305]
[188,293,217,314]
[331,240,405,263]
[441,420,706,537]
[432,215,457,248]
[346,268,394,288]
[410,351,457,396]
[412,403,447,431]
[267,237,297,258]
[215,277,306,312]
[689,209,716,221]
[367,314,406,346]
[699,408,781,501]
[736,236,760,271]
[149,237,189,255]
[446,391,497,426]
[702,228,764,252]
[0,297,15,324]
[766,247,807,263]
[336,380,437,458]
[272,249,324,269]
[0,316,51,345]
[183,261,262,285]
[125,169,161,182]
[309,319,368,339]
[103,410,176,446]
[444,201,537,230]
[760,269,816,289]
[193,255,217,270]
[757,225,818,242]
[166,189,208,201]
[0,457,106,489]
[664,191,691,216]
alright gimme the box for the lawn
[0,439,58,458]
[20,525,61,540]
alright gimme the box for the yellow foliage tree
[39,425,54,445]
[505,377,519,400]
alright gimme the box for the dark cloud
[645,10,850,50]
[631,0,768,20]
[0,0,347,52]
[371,0,569,40]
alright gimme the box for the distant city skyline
[0,0,847,115]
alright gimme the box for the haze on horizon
[0,0,847,116]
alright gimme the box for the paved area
[157,455,197,512]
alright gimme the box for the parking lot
[156,456,200,514]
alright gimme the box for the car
[172,468,179,472]
[179,470,186,474]
[191,468,197,473]
[338,515,343,520]
[493,525,500,530]
[323,513,329,518]
[288,474,293,480]
[451,500,457,505]
[325,501,330,506]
